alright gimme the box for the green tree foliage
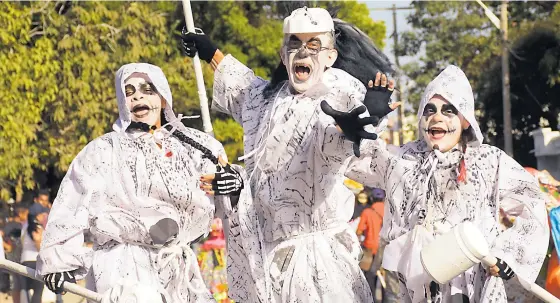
[0,1,386,200]
[0,1,206,200]
[399,1,559,165]
[213,118,244,163]
[0,3,59,199]
[477,6,560,166]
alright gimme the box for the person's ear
[325,49,338,68]
[460,116,470,130]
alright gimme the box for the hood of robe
[113,63,177,132]
[416,65,483,146]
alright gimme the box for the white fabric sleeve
[36,139,109,279]
[344,139,393,190]
[315,69,367,165]
[490,151,549,282]
[315,116,354,165]
[212,54,268,123]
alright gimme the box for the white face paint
[124,73,163,126]
[420,95,469,152]
[281,32,337,93]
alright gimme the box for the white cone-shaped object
[421,221,489,284]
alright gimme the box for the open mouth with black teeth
[130,104,157,118]
[424,126,456,140]
[293,62,312,82]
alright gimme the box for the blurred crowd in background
[0,189,73,302]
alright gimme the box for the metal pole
[501,0,512,156]
[392,4,404,145]
[0,259,103,302]
[182,0,214,135]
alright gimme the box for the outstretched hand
[320,101,379,157]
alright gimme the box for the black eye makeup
[288,35,302,49]
[422,102,458,118]
[139,82,157,94]
[422,103,437,117]
[125,84,136,97]
[289,35,301,42]
[287,36,323,52]
[441,104,458,117]
[125,82,157,97]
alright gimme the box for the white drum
[420,221,489,284]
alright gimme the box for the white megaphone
[420,221,560,303]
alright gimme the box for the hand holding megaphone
[421,222,560,303]
[480,254,559,302]
[481,256,514,280]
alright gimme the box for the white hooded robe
[346,65,549,302]
[37,63,230,303]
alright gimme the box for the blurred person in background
[350,190,371,234]
[3,206,28,303]
[21,205,49,303]
[0,229,8,295]
[357,188,385,296]
[353,190,370,220]
[30,189,51,212]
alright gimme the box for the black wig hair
[331,19,394,86]
[263,9,394,99]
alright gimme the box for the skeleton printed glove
[213,164,244,196]
[44,271,76,294]
[181,27,217,63]
[494,258,515,280]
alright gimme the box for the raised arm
[319,71,398,189]
[210,50,225,71]
[181,29,267,123]
[315,70,368,165]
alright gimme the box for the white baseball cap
[283,7,334,34]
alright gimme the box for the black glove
[363,74,395,119]
[320,101,380,157]
[44,271,76,294]
[213,164,244,196]
[429,281,442,302]
[494,258,515,280]
[181,27,217,63]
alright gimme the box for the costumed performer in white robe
[36,63,245,303]
[182,6,399,303]
[325,65,549,302]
